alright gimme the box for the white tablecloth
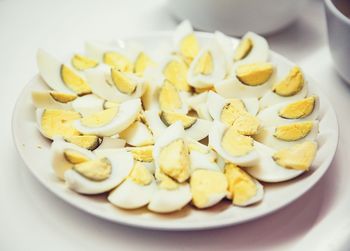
[1,0,350,250]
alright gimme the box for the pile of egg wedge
[31,21,320,213]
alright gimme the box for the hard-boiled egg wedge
[161,56,192,92]
[257,96,319,127]
[85,66,146,103]
[244,142,316,182]
[64,135,102,151]
[233,32,269,64]
[153,122,190,183]
[36,108,81,139]
[126,145,155,174]
[156,80,190,114]
[51,137,96,180]
[190,169,228,209]
[37,49,92,96]
[186,92,212,120]
[187,40,226,89]
[70,54,99,71]
[71,94,108,117]
[209,121,259,167]
[32,91,76,109]
[255,121,319,150]
[108,161,156,209]
[224,163,263,206]
[85,41,136,72]
[119,120,154,147]
[133,51,156,76]
[259,66,308,109]
[215,62,275,99]
[74,98,141,137]
[64,149,134,194]
[144,109,211,141]
[207,91,260,134]
[173,20,200,64]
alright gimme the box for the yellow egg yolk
[274,121,313,141]
[194,51,214,76]
[64,135,101,150]
[103,52,133,72]
[63,149,90,164]
[155,168,179,190]
[224,163,257,206]
[71,54,98,71]
[73,158,111,181]
[49,92,77,103]
[190,169,228,208]
[160,111,197,129]
[134,52,155,75]
[60,65,92,96]
[110,68,137,95]
[158,81,182,112]
[129,161,153,185]
[159,139,190,183]
[273,66,304,97]
[236,63,273,86]
[222,126,254,156]
[279,96,316,119]
[273,141,317,171]
[163,60,191,92]
[180,34,200,61]
[80,107,119,128]
[128,145,154,162]
[234,37,253,61]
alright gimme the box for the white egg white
[119,121,154,147]
[74,98,142,137]
[186,92,212,120]
[64,149,134,194]
[31,91,74,110]
[208,121,260,167]
[71,94,105,117]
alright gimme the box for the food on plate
[31,20,321,214]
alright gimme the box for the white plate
[12,32,339,231]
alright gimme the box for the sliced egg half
[64,149,134,194]
[51,137,96,180]
[259,66,308,109]
[37,49,92,96]
[190,169,228,209]
[224,163,263,206]
[257,96,319,127]
[187,40,226,89]
[32,91,76,110]
[108,161,156,209]
[244,142,308,182]
[255,121,319,150]
[119,120,154,147]
[74,98,141,137]
[215,62,276,99]
[144,109,211,141]
[85,66,146,103]
[209,121,259,167]
[173,20,200,64]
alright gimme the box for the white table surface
[1,0,350,250]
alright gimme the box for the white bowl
[168,0,312,36]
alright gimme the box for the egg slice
[173,20,200,64]
[233,32,270,64]
[32,91,76,110]
[71,94,107,117]
[85,41,136,72]
[244,142,307,182]
[161,56,192,92]
[257,96,320,127]
[144,109,211,141]
[215,62,276,98]
[64,135,102,150]
[108,161,156,209]
[259,66,308,109]
[207,91,260,135]
[133,51,156,76]
[37,49,92,96]
[190,169,228,209]
[85,66,146,103]
[119,120,154,147]
[186,92,212,120]
[74,98,141,137]
[126,145,155,174]
[64,149,134,194]
[36,108,81,140]
[70,54,99,71]
[209,121,259,167]
[187,40,226,89]
[224,163,263,206]
[51,137,96,180]
[255,121,319,150]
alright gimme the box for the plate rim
[12,31,339,231]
